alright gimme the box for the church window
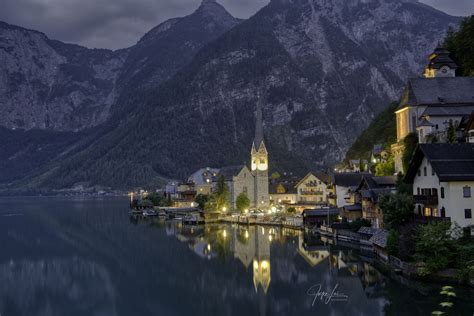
[463,186,471,198]
[243,186,247,193]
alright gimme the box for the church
[217,100,270,210]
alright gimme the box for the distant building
[269,176,298,206]
[370,144,390,164]
[405,143,474,233]
[188,167,219,195]
[328,172,372,208]
[392,46,474,173]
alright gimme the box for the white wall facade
[296,173,329,204]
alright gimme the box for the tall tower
[423,46,458,78]
[251,95,269,208]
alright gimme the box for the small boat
[143,209,158,217]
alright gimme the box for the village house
[293,171,331,209]
[188,167,219,195]
[392,46,474,174]
[355,176,396,228]
[328,173,372,208]
[370,144,390,164]
[269,175,298,207]
[405,143,474,235]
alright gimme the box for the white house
[295,171,331,205]
[405,143,474,233]
[329,173,371,208]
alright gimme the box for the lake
[0,197,472,316]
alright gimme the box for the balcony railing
[300,190,324,195]
[414,195,438,205]
[413,215,450,224]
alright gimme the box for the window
[243,186,247,193]
[423,167,427,176]
[417,187,420,195]
[417,205,422,215]
[441,207,446,218]
[463,186,471,198]
[441,187,445,199]
[432,168,435,176]
[465,209,472,219]
[417,170,421,177]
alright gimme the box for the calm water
[0,198,472,316]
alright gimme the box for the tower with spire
[423,45,458,78]
[251,94,269,208]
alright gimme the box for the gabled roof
[405,144,474,182]
[398,77,474,110]
[417,117,435,127]
[342,203,362,212]
[331,172,372,188]
[369,229,388,248]
[269,182,297,195]
[218,165,247,181]
[295,171,330,188]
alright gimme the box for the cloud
[0,0,472,50]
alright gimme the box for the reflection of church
[231,226,272,294]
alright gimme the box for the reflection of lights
[222,207,227,212]
[253,260,258,270]
[207,244,211,252]
[261,260,269,269]
[278,199,282,203]
[244,209,249,214]
[269,235,272,242]
[222,230,227,238]
[261,227,265,235]
[206,179,210,183]
[245,230,249,239]
[191,202,195,207]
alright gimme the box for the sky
[1,0,472,50]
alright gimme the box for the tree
[444,16,474,76]
[375,155,395,176]
[271,172,281,180]
[214,175,230,212]
[195,194,210,210]
[415,222,460,275]
[387,229,399,256]
[402,133,418,173]
[236,192,250,213]
[349,218,372,232]
[447,119,457,143]
[287,207,296,214]
[379,192,414,229]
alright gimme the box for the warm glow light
[261,260,269,269]
[222,230,227,238]
[244,209,249,214]
[245,230,249,239]
[207,244,211,252]
[222,207,227,212]
[253,260,258,270]
[268,235,272,242]
[191,202,195,207]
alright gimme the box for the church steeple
[251,93,268,172]
[423,45,458,78]
[253,94,265,151]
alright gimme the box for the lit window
[465,209,472,219]
[463,186,471,198]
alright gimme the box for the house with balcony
[405,143,474,234]
[329,173,372,208]
[294,171,331,210]
[269,175,298,206]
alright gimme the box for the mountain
[0,0,240,131]
[15,0,459,191]
[0,0,240,190]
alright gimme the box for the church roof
[398,77,474,110]
[420,105,474,117]
[417,117,435,127]
[426,47,458,70]
[218,165,246,181]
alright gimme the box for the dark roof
[332,173,372,188]
[405,144,474,182]
[303,208,340,217]
[369,229,388,248]
[358,227,379,236]
[372,176,396,187]
[426,47,458,70]
[218,165,246,181]
[398,77,474,110]
[421,105,474,117]
[342,203,362,212]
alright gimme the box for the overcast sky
[1,0,472,50]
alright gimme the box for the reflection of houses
[392,46,474,173]
[296,232,330,267]
[405,143,474,232]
